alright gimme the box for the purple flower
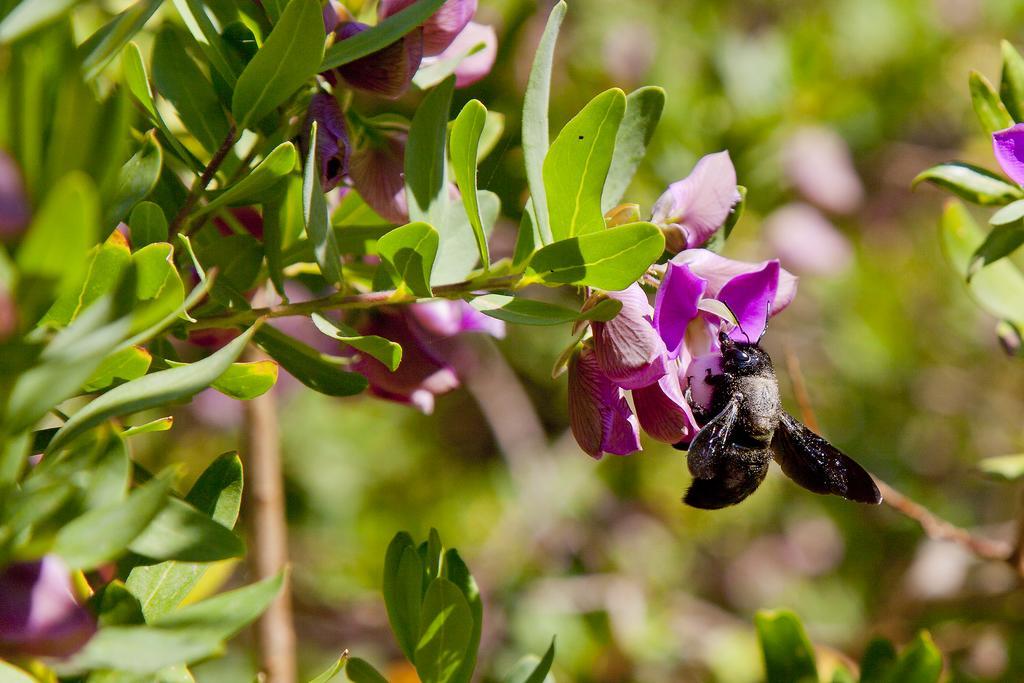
[653,261,706,361]
[379,0,476,57]
[568,345,641,458]
[407,299,505,339]
[763,203,853,276]
[348,129,409,223]
[650,151,741,253]
[431,21,498,88]
[326,22,423,99]
[632,367,700,445]
[302,93,350,191]
[0,151,29,240]
[671,249,797,318]
[782,126,863,214]
[993,123,1024,186]
[591,284,667,389]
[0,556,95,658]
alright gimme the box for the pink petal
[671,249,798,316]
[592,284,668,390]
[763,203,853,276]
[447,22,497,87]
[717,260,779,342]
[653,261,707,359]
[407,300,505,339]
[348,130,409,224]
[632,367,700,445]
[568,347,641,458]
[379,0,476,56]
[782,126,864,214]
[684,353,723,414]
[993,123,1024,186]
[650,151,740,252]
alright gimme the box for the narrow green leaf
[128,496,244,562]
[152,26,230,155]
[1000,40,1024,122]
[82,346,153,392]
[913,163,1023,206]
[196,142,296,218]
[130,202,169,249]
[309,654,348,683]
[415,578,473,683]
[109,133,163,225]
[79,0,162,80]
[40,237,132,328]
[406,76,455,228]
[940,199,1024,326]
[527,222,665,290]
[320,0,446,70]
[969,222,1024,275]
[890,632,942,683]
[194,234,263,308]
[503,639,556,683]
[385,543,425,662]
[450,100,490,269]
[0,0,81,44]
[444,549,481,683]
[131,242,186,333]
[0,661,38,682]
[431,191,499,286]
[602,86,664,212]
[344,658,388,683]
[312,313,402,371]
[304,122,343,285]
[170,0,241,86]
[126,453,243,620]
[754,610,818,683]
[48,326,259,452]
[470,294,621,326]
[970,70,1014,134]
[52,477,170,571]
[254,326,368,396]
[232,0,324,128]
[378,222,439,298]
[122,42,159,120]
[263,176,302,296]
[166,359,279,400]
[977,453,1024,481]
[122,417,174,438]
[858,638,897,683]
[522,1,568,245]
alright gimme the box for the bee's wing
[685,393,740,479]
[770,412,882,504]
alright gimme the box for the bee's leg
[684,446,771,509]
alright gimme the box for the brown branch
[243,349,297,683]
[169,126,238,236]
[783,346,1015,567]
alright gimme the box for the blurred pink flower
[0,151,29,240]
[432,21,497,88]
[763,203,853,276]
[782,126,864,214]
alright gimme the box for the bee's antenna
[759,300,771,341]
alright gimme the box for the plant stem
[187,273,526,331]
[783,347,1015,567]
[169,126,238,237]
[242,350,297,683]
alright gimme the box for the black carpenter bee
[681,332,882,509]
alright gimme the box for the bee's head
[718,331,773,376]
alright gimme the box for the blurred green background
[123,0,1024,680]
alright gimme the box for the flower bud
[651,151,740,253]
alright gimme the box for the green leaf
[414,577,473,683]
[130,202,169,249]
[48,325,258,452]
[383,536,424,662]
[431,191,499,286]
[406,76,454,229]
[254,326,368,396]
[70,573,283,674]
[422,527,443,584]
[52,477,170,571]
[122,42,159,120]
[913,163,1023,206]
[829,668,855,683]
[858,637,898,683]
[17,172,99,293]
[527,222,665,290]
[128,496,244,562]
[378,222,440,298]
[126,453,243,620]
[320,0,447,70]
[194,234,263,307]
[443,549,481,683]
[166,359,278,400]
[131,242,186,333]
[79,0,162,81]
[122,417,174,438]
[196,142,296,218]
[40,237,132,328]
[543,89,625,240]
[263,176,302,296]
[977,453,1024,481]
[754,610,819,683]
[311,313,402,371]
[309,655,348,683]
[304,121,343,285]
[170,0,241,86]
[344,658,388,683]
[602,86,664,212]
[969,222,1024,275]
[969,70,1014,134]
[82,346,153,392]
[0,661,37,682]
[521,1,568,245]
[940,199,1024,326]
[0,0,81,44]
[1000,40,1024,122]
[890,632,942,683]
[722,185,747,240]
[109,132,163,224]
[152,26,230,155]
[232,0,324,128]
[470,294,621,326]
[450,100,490,269]
[503,639,556,683]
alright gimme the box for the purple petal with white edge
[684,353,723,415]
[717,260,779,342]
[446,22,497,87]
[632,366,700,445]
[379,0,477,56]
[650,151,740,252]
[592,284,668,389]
[0,555,96,658]
[993,123,1024,186]
[568,347,641,458]
[653,261,707,359]
[672,249,798,315]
